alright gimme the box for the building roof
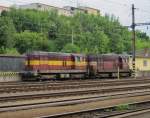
[0,5,9,8]
[18,3,70,12]
[136,48,150,58]
[63,6,86,11]
[19,2,58,9]
[64,5,99,11]
[79,6,100,11]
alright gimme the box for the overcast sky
[0,0,150,35]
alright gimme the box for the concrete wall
[0,72,21,82]
[136,71,150,77]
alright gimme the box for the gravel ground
[110,109,150,118]
[127,111,150,118]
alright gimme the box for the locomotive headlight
[33,71,38,76]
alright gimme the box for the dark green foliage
[14,31,55,54]
[115,104,130,111]
[0,17,16,53]
[62,43,80,53]
[0,8,149,54]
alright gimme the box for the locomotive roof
[88,54,130,59]
[27,51,86,56]
[27,51,71,56]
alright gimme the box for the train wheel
[109,73,112,78]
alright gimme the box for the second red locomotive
[88,54,131,78]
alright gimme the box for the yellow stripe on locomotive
[27,60,74,66]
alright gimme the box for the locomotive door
[25,56,30,71]
[73,55,81,70]
[118,57,123,70]
[71,55,75,69]
[97,56,102,73]
[39,55,48,71]
[34,55,40,72]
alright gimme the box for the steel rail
[0,77,148,86]
[0,91,149,115]
[39,100,150,118]
[1,79,150,93]
[1,84,150,102]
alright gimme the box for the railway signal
[131,4,150,79]
[131,4,136,79]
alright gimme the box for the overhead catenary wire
[101,0,150,16]
[4,0,28,4]
[101,0,130,8]
[100,0,150,32]
[136,8,150,15]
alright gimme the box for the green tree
[14,31,56,54]
[0,17,16,53]
[62,43,80,53]
[0,8,149,54]
[4,48,20,55]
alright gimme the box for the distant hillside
[0,8,149,54]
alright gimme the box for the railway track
[0,77,148,86]
[1,78,150,93]
[0,78,150,117]
[1,83,150,102]
[39,100,150,118]
[0,90,150,117]
[112,109,150,118]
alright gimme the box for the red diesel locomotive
[88,54,131,78]
[23,51,87,80]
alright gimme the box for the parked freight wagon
[0,55,25,82]
[0,55,25,72]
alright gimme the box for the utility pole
[132,4,136,78]
[77,0,79,7]
[130,4,150,78]
[72,29,74,45]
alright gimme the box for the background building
[18,3,58,11]
[78,6,100,15]
[63,6,100,15]
[134,48,150,71]
[129,48,150,77]
[18,3,100,16]
[18,3,72,16]
[0,5,9,14]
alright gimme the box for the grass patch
[115,104,130,111]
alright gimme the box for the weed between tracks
[115,104,130,111]
[105,104,136,112]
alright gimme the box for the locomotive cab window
[75,56,80,62]
[118,57,123,69]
